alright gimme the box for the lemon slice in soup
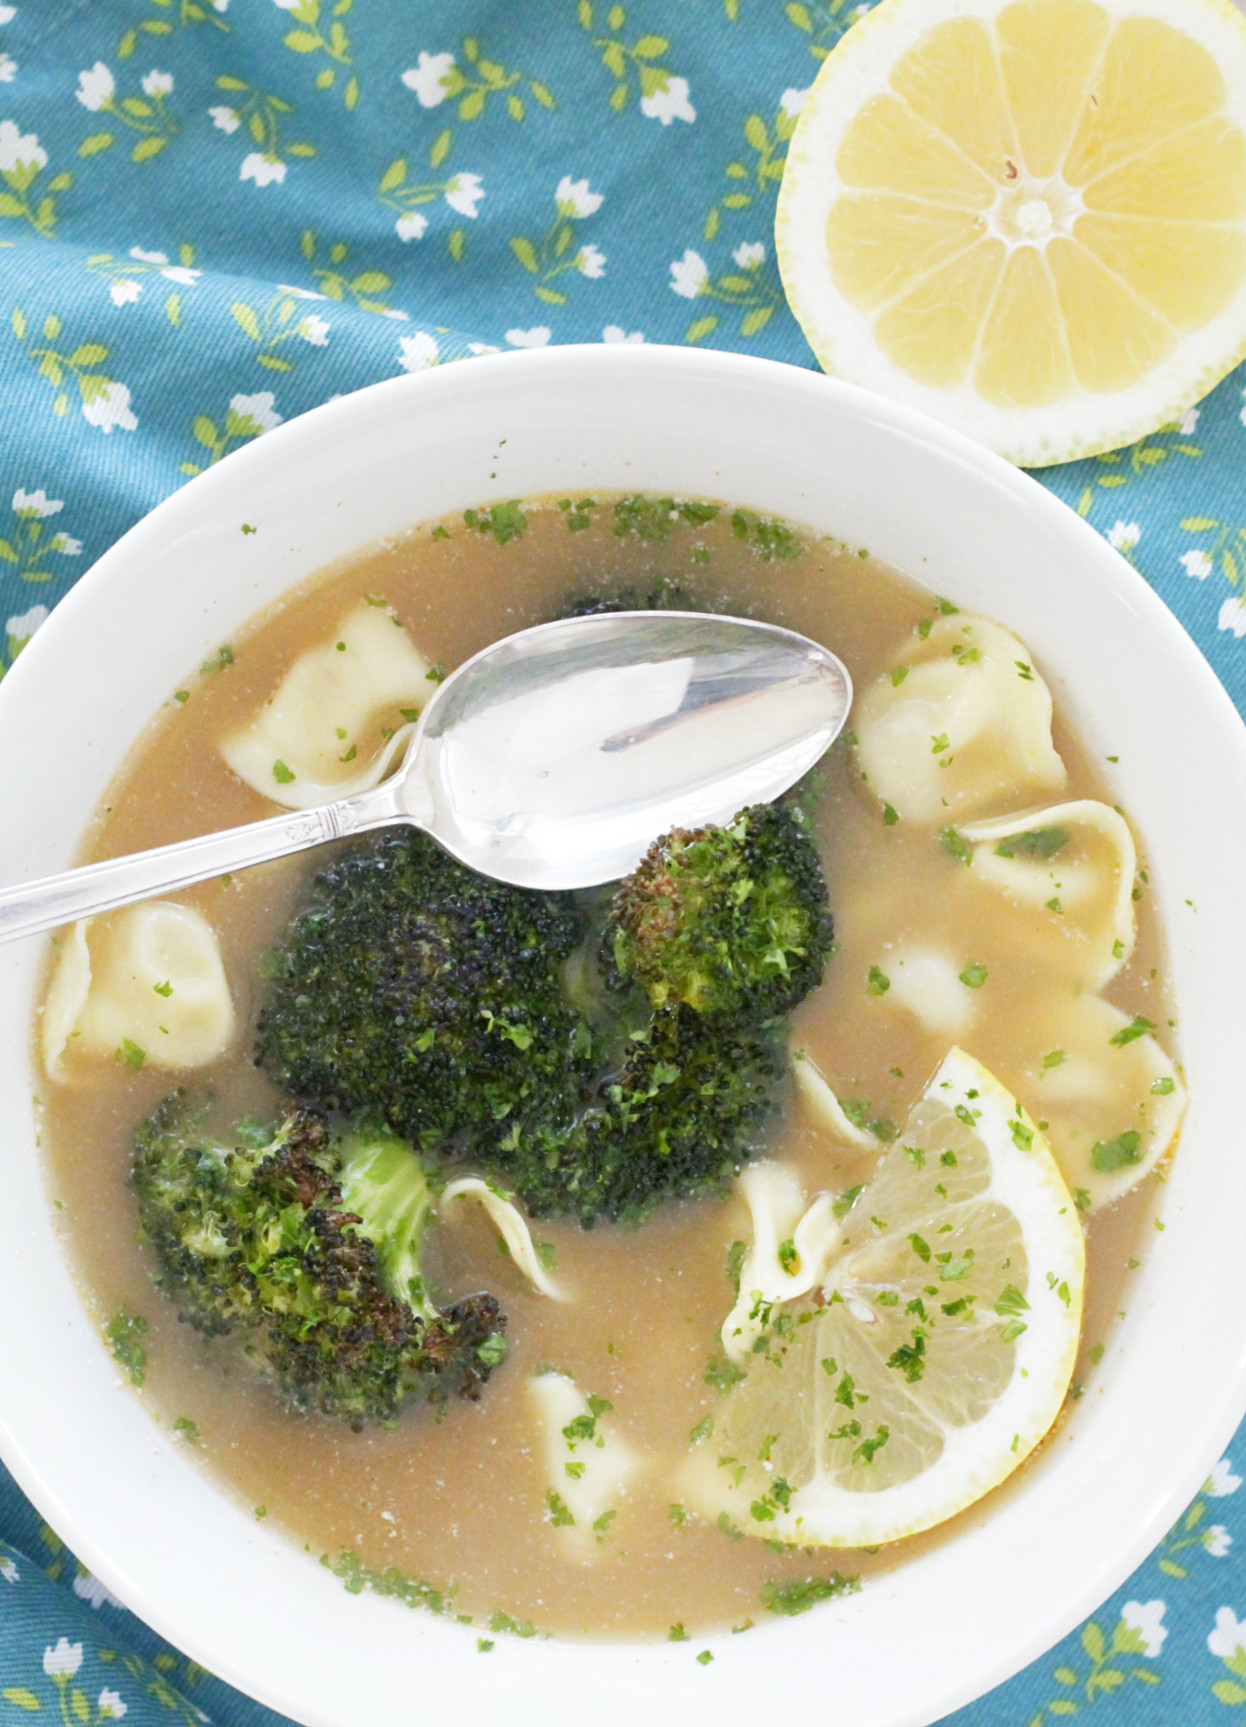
[681,1048,1083,1547]
[775,0,1246,465]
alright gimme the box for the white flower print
[75,62,115,112]
[0,1554,18,1583]
[466,341,500,355]
[72,1568,122,1610]
[43,1639,84,1679]
[640,72,695,125]
[444,172,484,218]
[0,54,17,84]
[577,244,605,279]
[12,488,62,516]
[395,211,428,242]
[401,51,456,108]
[1120,1599,1167,1657]
[98,1692,127,1721]
[732,241,765,269]
[1106,520,1140,553]
[240,153,286,187]
[556,176,603,219]
[275,283,326,300]
[0,8,17,24]
[398,331,439,372]
[505,327,550,348]
[229,391,281,432]
[301,314,329,346]
[110,279,141,307]
[1211,1606,1246,1657]
[160,265,200,286]
[1207,1525,1233,1558]
[141,70,172,97]
[669,249,708,299]
[1208,1458,1242,1497]
[5,605,44,642]
[780,87,809,117]
[129,246,167,264]
[272,0,303,9]
[51,534,81,554]
[602,326,644,344]
[1181,549,1212,580]
[209,105,240,134]
[1220,596,1246,637]
[0,120,45,173]
[81,381,137,434]
[1177,406,1199,434]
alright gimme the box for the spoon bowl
[0,609,850,941]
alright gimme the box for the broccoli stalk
[132,1095,505,1426]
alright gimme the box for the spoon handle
[0,782,404,945]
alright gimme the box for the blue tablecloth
[2,3,1245,1722]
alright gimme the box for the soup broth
[38,497,1175,1639]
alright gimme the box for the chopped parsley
[760,1573,859,1615]
[118,1038,146,1072]
[882,802,899,826]
[866,965,890,996]
[705,1356,747,1394]
[1109,1015,1155,1047]
[993,826,1069,860]
[959,962,988,988]
[272,759,296,784]
[463,500,528,545]
[104,1309,148,1386]
[1091,1130,1142,1172]
[545,1490,575,1527]
[939,826,972,865]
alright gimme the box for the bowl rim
[2,341,1246,1727]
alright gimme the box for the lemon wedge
[681,1048,1084,1547]
[775,0,1246,464]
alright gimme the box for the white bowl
[1,346,1244,1727]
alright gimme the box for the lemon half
[682,1048,1084,1548]
[776,0,1246,465]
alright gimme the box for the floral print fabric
[2,2,1246,1723]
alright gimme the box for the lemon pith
[776,0,1246,465]
[681,1048,1085,1548]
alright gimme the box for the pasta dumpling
[854,615,1066,823]
[42,903,235,1082]
[219,604,434,810]
[960,801,1137,990]
[994,990,1185,1212]
[527,1371,642,1560]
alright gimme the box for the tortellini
[877,945,977,1038]
[219,604,434,810]
[527,1371,642,1561]
[840,612,1185,1212]
[720,1162,841,1365]
[991,990,1185,1212]
[42,903,235,1081]
[960,801,1136,990]
[854,614,1065,823]
[791,1048,880,1148]
[440,1178,565,1300]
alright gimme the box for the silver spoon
[0,610,851,943]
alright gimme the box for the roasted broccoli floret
[608,802,833,1022]
[255,828,593,1154]
[497,1007,786,1226]
[132,1094,504,1425]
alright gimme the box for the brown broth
[37,497,1172,1640]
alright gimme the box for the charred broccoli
[252,791,832,1229]
[498,1006,786,1225]
[255,828,593,1153]
[608,802,833,1022]
[132,1095,504,1425]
